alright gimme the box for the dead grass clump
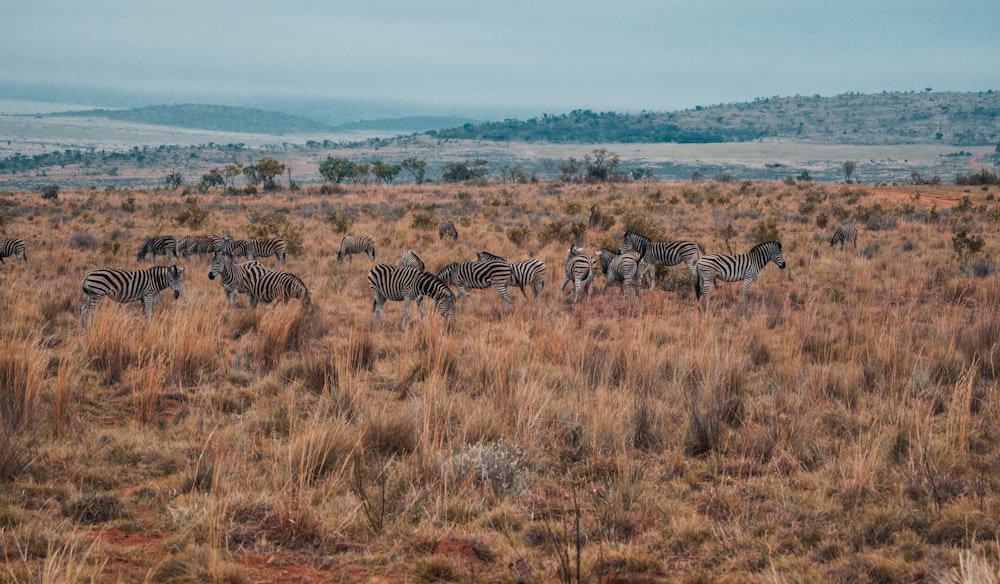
[363,409,418,458]
[151,545,246,584]
[62,493,127,524]
[348,330,377,372]
[85,309,137,384]
[0,336,45,433]
[0,428,32,481]
[252,305,311,370]
[287,420,355,486]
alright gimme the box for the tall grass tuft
[0,335,45,434]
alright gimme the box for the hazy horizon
[3,1,1000,122]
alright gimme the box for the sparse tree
[223,162,244,190]
[319,157,355,184]
[244,157,285,191]
[843,160,857,184]
[558,158,580,182]
[200,168,225,190]
[583,148,621,182]
[401,157,427,184]
[164,172,183,189]
[371,160,401,184]
[442,159,490,183]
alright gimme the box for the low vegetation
[0,179,999,582]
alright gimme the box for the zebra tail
[694,267,704,299]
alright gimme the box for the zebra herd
[365,222,863,323]
[1,220,861,328]
[76,233,306,327]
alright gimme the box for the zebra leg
[401,298,411,328]
[416,297,426,322]
[142,294,156,320]
[497,283,511,305]
[373,292,387,322]
[80,295,101,328]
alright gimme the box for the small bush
[41,185,59,200]
[69,232,100,250]
[507,224,531,247]
[410,211,437,231]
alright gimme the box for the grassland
[1,179,1000,583]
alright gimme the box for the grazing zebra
[476,251,547,299]
[80,265,185,327]
[337,234,376,263]
[208,251,271,307]
[224,237,287,264]
[368,263,457,327]
[438,221,459,241]
[830,224,859,250]
[0,237,27,263]
[561,246,596,303]
[436,260,513,305]
[596,248,643,298]
[178,233,225,259]
[620,231,703,277]
[695,240,786,310]
[244,269,311,308]
[398,250,425,272]
[137,236,178,264]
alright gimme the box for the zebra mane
[748,240,781,253]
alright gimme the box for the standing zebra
[224,237,287,264]
[561,246,596,304]
[398,250,425,272]
[368,263,456,328]
[695,240,786,310]
[830,224,859,250]
[620,231,703,277]
[438,221,459,241]
[476,251,547,299]
[337,234,376,263]
[0,237,27,263]
[178,233,225,259]
[208,251,272,307]
[436,260,513,305]
[80,265,185,327]
[596,248,643,298]
[243,269,311,308]
[137,236,178,264]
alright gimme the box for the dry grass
[1,180,999,582]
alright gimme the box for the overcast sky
[3,0,999,118]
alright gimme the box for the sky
[3,0,999,120]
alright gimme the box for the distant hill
[332,116,484,133]
[51,104,335,135]
[430,91,1000,146]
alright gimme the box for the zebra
[368,263,456,328]
[561,246,596,303]
[178,233,225,259]
[80,265,185,327]
[830,224,859,250]
[0,237,27,263]
[476,251,547,299]
[596,248,643,298]
[208,251,271,307]
[695,240,786,310]
[438,221,458,241]
[398,249,425,272]
[337,234,376,263]
[436,260,513,305]
[620,231,703,278]
[224,237,287,264]
[137,235,178,264]
[243,269,311,308]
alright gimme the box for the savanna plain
[2,178,1000,583]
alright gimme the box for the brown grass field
[1,178,1000,583]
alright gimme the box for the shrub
[537,220,587,246]
[69,232,100,250]
[507,224,531,247]
[410,211,437,231]
[41,185,59,200]
[243,211,303,255]
[750,217,781,243]
[174,197,210,229]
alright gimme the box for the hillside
[52,104,335,135]
[431,91,1000,146]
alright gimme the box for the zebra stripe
[224,237,287,263]
[438,221,459,241]
[695,240,786,309]
[178,234,225,259]
[80,265,185,327]
[596,249,642,298]
[243,269,310,307]
[476,251,547,299]
[0,237,27,264]
[137,236,178,263]
[436,260,513,305]
[560,246,596,303]
[208,251,271,307]
[830,224,859,249]
[620,231,703,277]
[368,263,456,327]
[337,234,376,263]
[398,250,425,272]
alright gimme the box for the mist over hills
[30,90,1000,147]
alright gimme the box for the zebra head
[435,263,457,285]
[208,251,229,280]
[168,265,185,299]
[765,240,786,269]
[596,248,618,273]
[136,241,148,261]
